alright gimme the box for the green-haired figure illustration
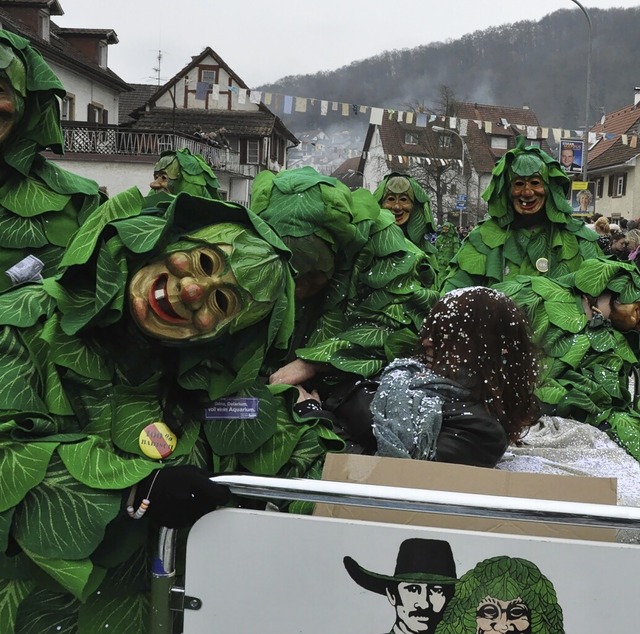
[435,556,564,634]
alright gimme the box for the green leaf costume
[251,166,440,380]
[372,172,439,283]
[149,148,221,199]
[0,167,438,630]
[441,137,601,292]
[436,556,564,634]
[494,257,640,462]
[0,31,103,292]
[434,222,460,271]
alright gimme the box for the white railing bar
[212,475,640,530]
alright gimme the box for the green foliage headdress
[152,148,221,199]
[250,166,377,279]
[53,188,295,350]
[0,30,66,175]
[373,171,437,243]
[482,136,576,228]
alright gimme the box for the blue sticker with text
[204,397,259,420]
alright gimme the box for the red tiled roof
[588,102,640,169]
[372,102,550,176]
[0,8,130,90]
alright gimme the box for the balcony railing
[59,123,256,177]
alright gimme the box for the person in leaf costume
[373,172,439,278]
[435,556,564,634]
[0,172,438,631]
[0,188,312,632]
[494,257,640,462]
[434,222,460,272]
[148,147,221,199]
[441,137,602,292]
[0,30,104,292]
[250,166,440,436]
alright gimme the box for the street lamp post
[432,125,464,167]
[433,125,471,223]
[570,0,592,183]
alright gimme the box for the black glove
[133,465,231,528]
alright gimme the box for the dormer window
[438,135,452,149]
[405,133,418,145]
[98,42,107,69]
[38,11,50,41]
[491,136,508,150]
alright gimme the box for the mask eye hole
[199,252,214,276]
[215,289,229,313]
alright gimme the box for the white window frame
[61,94,75,121]
[98,42,107,69]
[247,140,260,164]
[616,174,625,197]
[201,70,217,88]
[38,11,49,41]
[405,133,418,145]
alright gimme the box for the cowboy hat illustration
[343,538,458,592]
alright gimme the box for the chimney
[634,87,640,107]
[523,103,530,110]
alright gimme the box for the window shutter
[87,104,96,122]
[102,110,109,124]
[239,139,247,163]
[623,173,628,195]
[607,175,614,197]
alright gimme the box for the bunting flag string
[200,80,639,147]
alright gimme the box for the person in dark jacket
[325,286,540,466]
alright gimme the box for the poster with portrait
[183,508,640,633]
[570,181,596,216]
[559,139,584,174]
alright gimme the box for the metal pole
[432,125,464,167]
[570,0,592,183]
[211,474,640,530]
[433,126,469,224]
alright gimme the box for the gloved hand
[133,465,231,528]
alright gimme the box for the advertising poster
[559,139,584,174]
[571,180,596,216]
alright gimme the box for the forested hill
[258,6,640,132]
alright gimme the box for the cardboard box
[314,453,617,542]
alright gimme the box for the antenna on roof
[151,49,167,86]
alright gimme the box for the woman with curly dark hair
[369,286,540,467]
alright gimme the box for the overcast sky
[57,1,640,87]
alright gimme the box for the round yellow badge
[535,257,549,273]
[139,422,177,459]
